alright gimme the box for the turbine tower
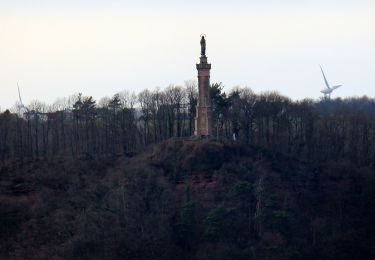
[319,65,342,99]
[17,83,28,115]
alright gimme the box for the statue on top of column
[200,35,206,56]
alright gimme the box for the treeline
[1,82,375,167]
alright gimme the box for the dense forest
[1,83,375,259]
[1,82,375,167]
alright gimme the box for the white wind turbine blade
[320,65,330,89]
[331,85,342,90]
[17,82,24,106]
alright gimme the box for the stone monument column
[194,35,212,137]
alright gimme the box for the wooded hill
[1,84,375,259]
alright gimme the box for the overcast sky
[0,0,374,110]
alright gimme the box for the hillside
[1,139,374,259]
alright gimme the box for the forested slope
[1,85,375,259]
[1,139,374,259]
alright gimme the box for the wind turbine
[319,65,342,99]
[17,83,29,115]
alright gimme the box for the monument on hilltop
[194,35,212,137]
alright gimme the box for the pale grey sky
[0,0,374,109]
